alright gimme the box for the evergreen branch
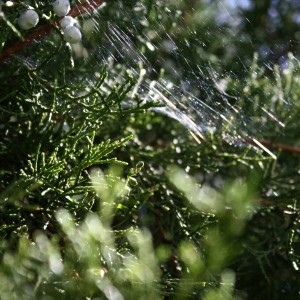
[0,0,106,62]
[245,138,300,155]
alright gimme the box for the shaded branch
[245,138,300,155]
[0,0,106,62]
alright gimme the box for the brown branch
[245,137,300,155]
[0,0,106,62]
[257,139,300,155]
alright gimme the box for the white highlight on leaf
[5,1,14,7]
[49,253,64,274]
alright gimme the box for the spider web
[4,0,292,156]
[74,0,289,152]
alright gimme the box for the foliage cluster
[0,0,300,299]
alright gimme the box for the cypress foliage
[0,1,299,299]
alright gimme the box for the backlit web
[80,0,291,147]
[4,0,295,154]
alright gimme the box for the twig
[258,139,300,154]
[245,138,300,155]
[0,0,106,62]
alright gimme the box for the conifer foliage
[0,0,300,299]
